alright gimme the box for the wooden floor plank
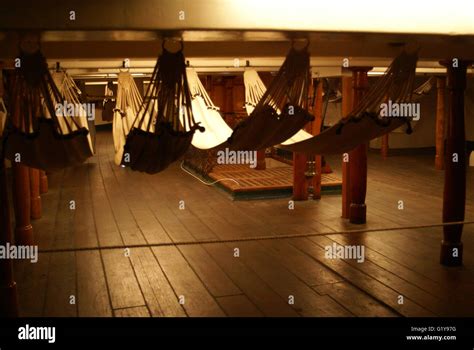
[232,241,352,316]
[314,282,398,317]
[128,247,186,317]
[114,306,151,317]
[289,237,434,317]
[101,249,146,310]
[76,250,112,317]
[203,243,299,317]
[216,294,264,317]
[151,246,225,316]
[43,252,77,317]
[14,253,50,317]
[178,245,242,297]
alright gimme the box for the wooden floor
[208,160,341,193]
[12,130,474,317]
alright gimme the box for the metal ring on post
[162,39,184,53]
[291,38,310,51]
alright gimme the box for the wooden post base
[349,203,367,224]
[0,282,19,317]
[440,240,463,266]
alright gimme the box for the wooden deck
[208,159,341,196]
[12,130,474,317]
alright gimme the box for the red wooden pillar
[311,80,324,200]
[435,77,446,170]
[0,68,18,316]
[12,163,34,245]
[341,75,353,218]
[439,59,471,266]
[39,170,48,194]
[292,152,308,200]
[0,158,19,317]
[256,150,266,170]
[29,168,42,220]
[349,67,372,224]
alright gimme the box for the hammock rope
[391,76,435,133]
[228,44,314,151]
[37,220,474,253]
[243,69,314,146]
[3,49,93,170]
[122,41,204,174]
[113,72,143,165]
[280,50,420,155]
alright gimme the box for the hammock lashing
[113,71,143,165]
[121,42,204,174]
[4,50,93,170]
[280,50,419,155]
[51,70,94,154]
[228,45,314,151]
[243,69,314,146]
[102,81,115,122]
[184,68,232,149]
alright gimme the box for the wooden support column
[311,80,324,200]
[348,67,372,224]
[29,168,42,220]
[39,170,48,194]
[0,158,19,317]
[341,75,353,218]
[256,150,266,170]
[435,77,446,170]
[292,152,308,200]
[439,59,471,266]
[12,163,34,245]
[0,66,19,316]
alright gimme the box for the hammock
[113,72,143,165]
[228,45,314,151]
[391,76,435,133]
[243,69,313,146]
[4,50,93,170]
[184,68,232,149]
[122,42,204,174]
[51,70,94,153]
[280,50,419,155]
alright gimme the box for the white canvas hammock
[243,69,313,145]
[51,71,94,153]
[184,68,233,149]
[113,72,143,165]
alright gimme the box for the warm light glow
[226,0,474,35]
